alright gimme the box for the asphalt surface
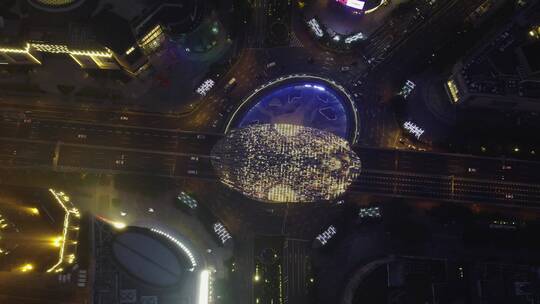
[353,146,540,207]
[1,110,540,209]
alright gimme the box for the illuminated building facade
[131,1,204,54]
[445,11,540,111]
[0,0,204,75]
[212,124,361,203]
[0,189,80,274]
[0,41,117,69]
[48,189,81,273]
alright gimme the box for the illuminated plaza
[212,124,362,203]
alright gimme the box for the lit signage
[403,121,425,139]
[213,222,232,244]
[177,191,198,209]
[337,0,366,9]
[315,225,337,246]
[345,32,365,44]
[307,18,324,38]
[398,80,416,99]
[196,79,215,96]
[446,79,460,103]
[359,207,381,218]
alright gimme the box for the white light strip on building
[307,18,324,38]
[316,225,337,245]
[398,80,416,98]
[150,228,197,271]
[344,0,366,10]
[345,32,365,44]
[213,222,232,244]
[196,79,215,96]
[403,121,425,139]
[198,269,211,304]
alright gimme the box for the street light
[52,236,63,248]
[111,221,127,230]
[20,263,34,272]
[28,207,40,215]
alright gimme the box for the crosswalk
[57,268,87,288]
[289,31,304,48]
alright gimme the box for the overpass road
[0,113,539,208]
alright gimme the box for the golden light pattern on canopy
[30,0,80,6]
[211,124,361,203]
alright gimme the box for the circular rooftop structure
[212,124,362,203]
[303,0,394,44]
[226,74,359,143]
[112,228,192,287]
[27,0,86,12]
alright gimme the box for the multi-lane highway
[0,111,220,178]
[1,110,540,208]
[353,146,540,207]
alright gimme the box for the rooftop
[459,20,540,99]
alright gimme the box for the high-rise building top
[445,4,540,111]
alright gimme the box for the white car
[77,134,87,139]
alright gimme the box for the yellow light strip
[69,49,113,58]
[365,0,387,14]
[125,46,135,55]
[26,52,42,65]
[69,54,84,67]
[47,189,79,273]
[0,43,41,64]
[446,79,460,104]
[90,55,101,67]
[140,25,162,45]
[0,43,30,53]
[0,42,112,57]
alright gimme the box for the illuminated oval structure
[226,74,359,143]
[28,0,86,12]
[211,124,361,203]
